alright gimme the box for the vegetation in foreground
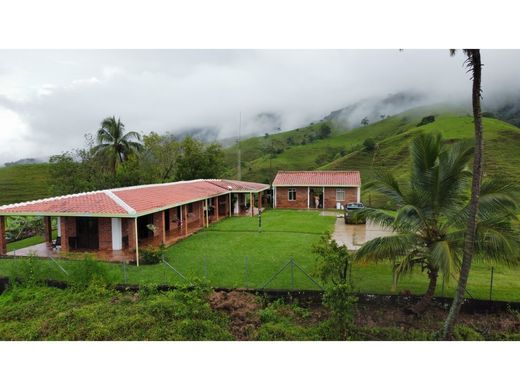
[1,282,519,341]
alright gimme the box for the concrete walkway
[329,215,394,250]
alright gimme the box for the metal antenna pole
[237,112,242,180]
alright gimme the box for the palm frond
[356,233,418,263]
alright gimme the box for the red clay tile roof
[0,179,269,217]
[206,179,270,192]
[272,171,361,187]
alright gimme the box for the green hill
[224,105,520,207]
[0,163,50,206]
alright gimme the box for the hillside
[224,105,520,207]
[0,163,50,206]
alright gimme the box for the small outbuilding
[272,171,361,209]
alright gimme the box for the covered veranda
[0,179,271,266]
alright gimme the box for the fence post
[489,266,494,301]
[290,258,294,290]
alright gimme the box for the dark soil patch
[210,290,262,340]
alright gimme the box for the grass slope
[223,106,520,210]
[0,163,50,206]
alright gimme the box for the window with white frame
[336,188,345,201]
[288,188,296,201]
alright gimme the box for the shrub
[140,244,166,265]
[68,257,115,288]
[453,325,484,341]
[417,115,435,127]
[363,138,377,151]
[321,284,358,339]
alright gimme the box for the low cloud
[0,49,519,164]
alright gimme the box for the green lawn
[0,209,519,301]
[6,230,58,252]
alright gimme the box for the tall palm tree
[93,116,142,174]
[356,133,519,315]
[442,49,484,339]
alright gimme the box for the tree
[361,117,369,126]
[93,116,142,175]
[363,138,377,151]
[442,49,485,339]
[318,123,332,139]
[356,132,520,315]
[175,137,225,180]
[140,132,179,182]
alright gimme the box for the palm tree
[93,116,142,174]
[356,132,520,315]
[442,49,484,339]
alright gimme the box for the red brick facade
[0,216,6,255]
[127,218,136,251]
[98,218,112,251]
[275,186,309,208]
[323,187,358,209]
[43,216,52,244]
[275,186,359,209]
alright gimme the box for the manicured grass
[6,230,58,252]
[0,210,519,301]
[7,235,46,252]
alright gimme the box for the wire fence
[1,256,516,302]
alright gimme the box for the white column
[356,186,361,203]
[273,187,277,208]
[57,216,61,236]
[307,187,310,208]
[111,218,123,250]
[322,186,325,209]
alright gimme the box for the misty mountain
[172,127,220,142]
[4,158,43,167]
[323,91,429,129]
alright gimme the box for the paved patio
[327,212,394,250]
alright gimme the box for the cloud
[0,49,519,164]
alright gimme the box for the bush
[417,115,435,127]
[322,284,358,339]
[363,138,377,151]
[453,325,484,341]
[68,257,115,288]
[140,244,166,265]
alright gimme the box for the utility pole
[237,112,242,181]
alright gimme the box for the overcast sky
[1,49,520,165]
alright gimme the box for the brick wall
[98,218,113,251]
[275,186,308,209]
[152,211,165,243]
[0,216,6,255]
[59,217,77,252]
[323,187,358,209]
[127,219,136,251]
[43,216,52,243]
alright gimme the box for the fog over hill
[2,50,520,164]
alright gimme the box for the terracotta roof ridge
[103,190,136,215]
[0,188,110,210]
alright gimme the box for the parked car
[344,202,366,224]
